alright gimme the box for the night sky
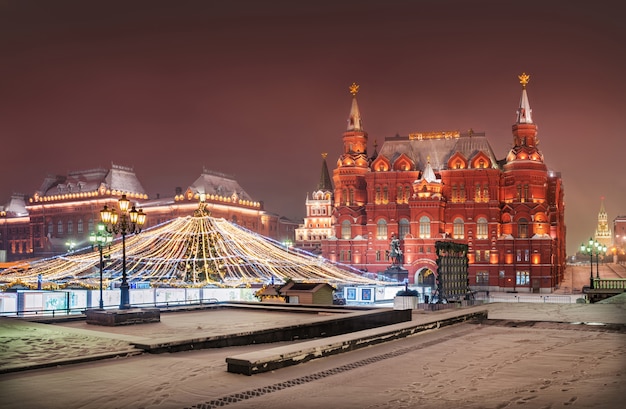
[1,0,624,256]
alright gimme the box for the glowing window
[404,185,411,202]
[419,216,430,238]
[399,218,410,238]
[377,219,388,240]
[476,217,488,239]
[476,271,489,284]
[453,218,464,239]
[518,218,528,238]
[516,271,530,285]
[341,220,351,239]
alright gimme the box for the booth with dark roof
[256,282,335,305]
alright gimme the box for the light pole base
[119,283,130,310]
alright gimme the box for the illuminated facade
[322,76,566,292]
[612,215,626,259]
[0,165,295,262]
[295,153,334,254]
[0,194,30,264]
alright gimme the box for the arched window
[77,219,83,233]
[88,219,94,233]
[376,219,388,240]
[518,218,529,238]
[341,220,351,239]
[57,220,63,235]
[476,217,488,239]
[382,186,389,204]
[453,217,464,239]
[67,220,73,234]
[419,216,430,238]
[47,221,53,236]
[375,186,381,204]
[399,218,410,238]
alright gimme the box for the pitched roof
[36,164,146,197]
[378,131,499,171]
[188,168,254,201]
[2,194,28,217]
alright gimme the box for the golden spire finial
[321,152,328,159]
[518,72,530,89]
[349,82,359,96]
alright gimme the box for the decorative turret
[318,153,333,191]
[295,153,335,253]
[412,156,442,199]
[333,83,370,208]
[338,83,369,169]
[347,83,363,131]
[516,73,533,124]
[421,156,438,183]
[506,73,544,163]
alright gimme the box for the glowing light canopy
[1,214,381,289]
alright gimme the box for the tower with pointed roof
[329,83,371,264]
[594,197,612,248]
[334,83,370,209]
[500,73,566,291]
[322,76,566,293]
[295,154,335,254]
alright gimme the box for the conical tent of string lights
[0,212,381,289]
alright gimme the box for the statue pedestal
[381,265,409,283]
[393,295,419,310]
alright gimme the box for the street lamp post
[100,195,146,310]
[581,239,594,289]
[65,240,76,253]
[89,222,112,309]
[595,243,607,279]
[580,238,607,290]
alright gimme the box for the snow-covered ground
[1,302,624,409]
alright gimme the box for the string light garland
[1,214,382,289]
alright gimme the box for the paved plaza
[1,299,625,409]
[1,264,625,408]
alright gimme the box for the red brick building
[323,76,566,293]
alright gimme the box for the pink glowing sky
[1,0,624,256]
